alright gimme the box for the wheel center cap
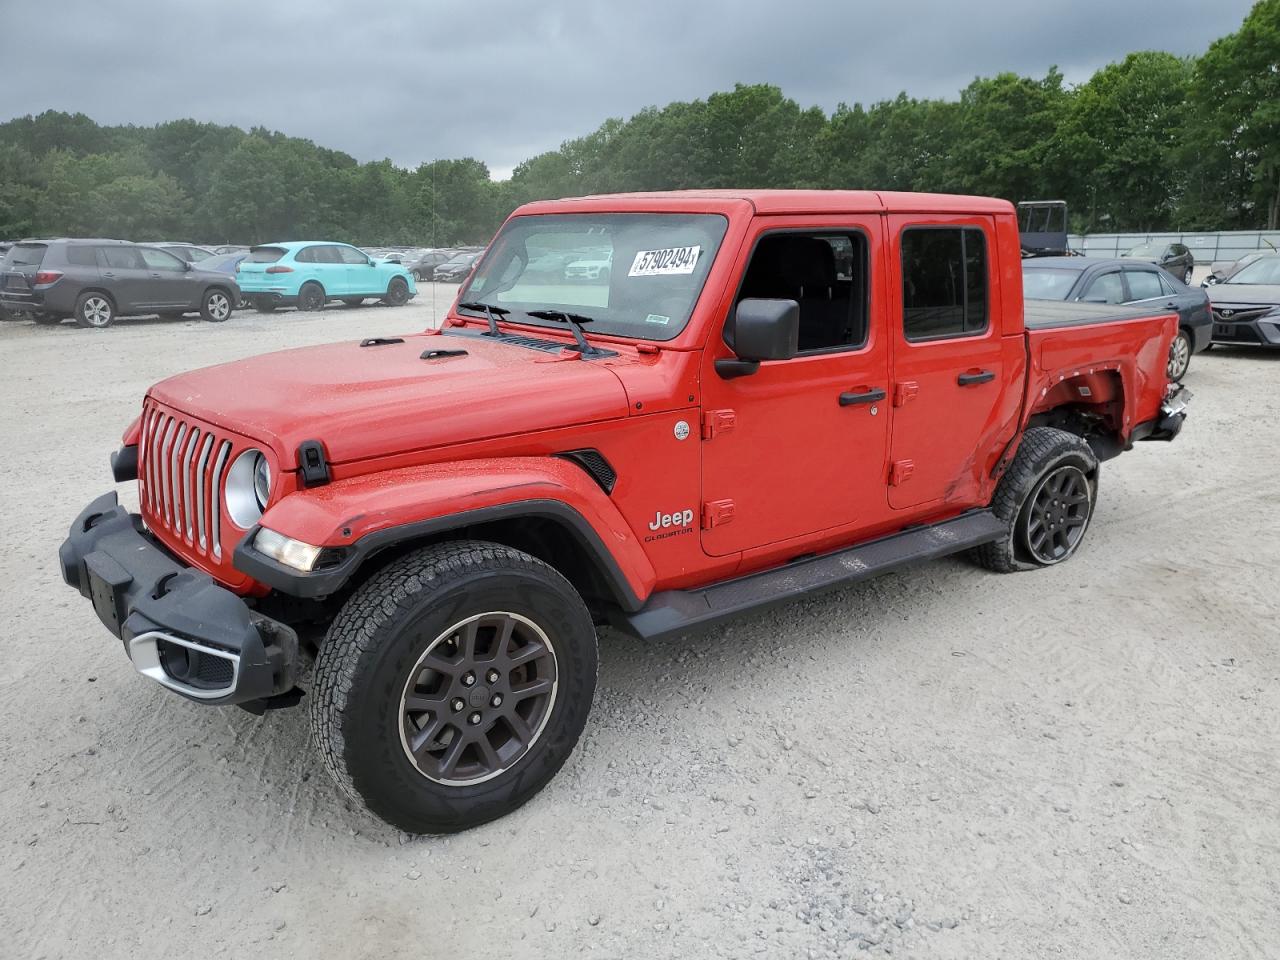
[468,686,490,708]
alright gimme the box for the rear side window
[1082,271,1125,304]
[98,246,144,270]
[1125,270,1164,301]
[247,247,286,263]
[9,243,47,268]
[901,227,988,340]
[66,246,98,267]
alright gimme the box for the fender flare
[232,457,655,608]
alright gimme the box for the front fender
[233,456,655,607]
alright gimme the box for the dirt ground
[1,285,1278,959]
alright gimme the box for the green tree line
[2,0,1277,245]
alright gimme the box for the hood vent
[442,327,617,359]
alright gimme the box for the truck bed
[1024,299,1159,330]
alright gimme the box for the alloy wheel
[82,297,111,327]
[1022,465,1091,565]
[206,292,231,321]
[1167,332,1191,380]
[398,612,558,786]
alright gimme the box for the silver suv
[0,238,240,328]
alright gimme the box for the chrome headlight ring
[225,449,270,529]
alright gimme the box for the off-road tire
[382,276,409,306]
[74,292,115,329]
[310,540,598,833]
[971,427,1099,573]
[297,282,325,312]
[200,288,233,323]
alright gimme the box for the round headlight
[225,449,270,529]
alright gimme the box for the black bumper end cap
[111,445,139,483]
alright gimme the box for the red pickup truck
[59,190,1189,833]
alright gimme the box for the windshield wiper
[525,309,604,356]
[457,301,510,336]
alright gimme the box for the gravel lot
[2,286,1278,959]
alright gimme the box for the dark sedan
[1122,241,1195,285]
[1023,257,1211,380]
[431,251,482,283]
[1206,254,1280,349]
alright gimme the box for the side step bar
[614,510,1007,641]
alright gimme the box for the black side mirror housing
[717,298,800,379]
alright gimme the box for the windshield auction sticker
[628,245,701,277]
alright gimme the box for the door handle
[957,370,995,387]
[839,387,886,406]
[102,272,116,279]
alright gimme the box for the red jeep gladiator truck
[59,191,1189,832]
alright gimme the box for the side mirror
[717,298,799,379]
[183,261,192,272]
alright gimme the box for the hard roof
[517,189,1014,217]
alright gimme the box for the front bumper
[1211,314,1280,347]
[59,492,299,707]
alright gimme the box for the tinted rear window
[9,243,47,268]
[66,246,98,267]
[1022,267,1079,300]
[247,247,286,263]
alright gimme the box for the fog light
[254,528,322,572]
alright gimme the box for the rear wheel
[1167,329,1192,381]
[971,427,1098,573]
[200,288,233,323]
[382,276,409,306]
[310,541,598,833]
[74,292,115,329]
[297,282,325,312]
[1182,267,1193,284]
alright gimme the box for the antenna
[431,158,437,326]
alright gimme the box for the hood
[1210,284,1280,308]
[148,332,631,467]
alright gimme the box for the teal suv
[237,241,417,312]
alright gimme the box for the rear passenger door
[96,246,151,311]
[887,218,1005,510]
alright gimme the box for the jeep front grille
[139,402,236,561]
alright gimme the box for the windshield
[1228,256,1280,285]
[1124,243,1160,258]
[459,213,729,341]
[1021,267,1080,300]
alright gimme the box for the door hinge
[701,409,737,440]
[701,499,736,529]
[893,381,919,407]
[889,459,915,486]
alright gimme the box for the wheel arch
[1024,369,1128,462]
[77,287,118,311]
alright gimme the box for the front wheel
[1167,329,1192,381]
[310,541,598,833]
[971,427,1098,573]
[200,288,233,323]
[382,276,409,306]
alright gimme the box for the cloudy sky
[0,0,1257,178]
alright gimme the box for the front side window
[737,232,869,352]
[338,245,370,265]
[459,213,729,341]
[140,248,186,272]
[901,227,988,341]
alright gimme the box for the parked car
[406,250,454,282]
[1202,250,1271,287]
[200,252,251,305]
[1121,241,1194,284]
[564,249,613,281]
[214,245,251,256]
[145,243,216,264]
[58,190,1188,834]
[431,250,482,283]
[0,239,239,328]
[235,241,417,312]
[1206,253,1280,349]
[1022,257,1211,380]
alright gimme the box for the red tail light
[32,271,63,285]
[265,265,293,274]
